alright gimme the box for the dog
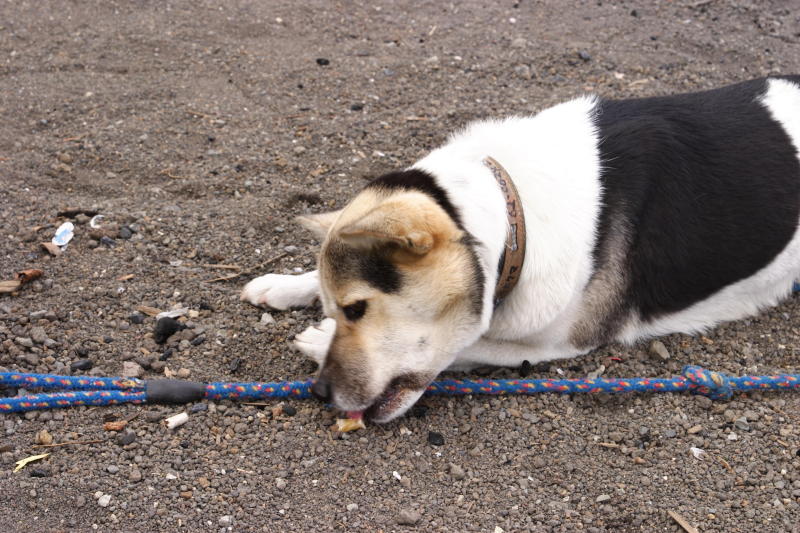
[242,76,800,422]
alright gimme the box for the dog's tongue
[346,410,364,420]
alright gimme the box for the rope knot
[682,365,732,400]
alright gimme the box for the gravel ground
[1,1,799,531]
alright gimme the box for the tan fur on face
[312,188,483,410]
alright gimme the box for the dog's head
[300,171,486,422]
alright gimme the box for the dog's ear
[337,198,441,255]
[296,210,342,240]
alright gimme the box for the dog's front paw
[240,271,319,310]
[293,318,336,365]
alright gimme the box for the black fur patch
[366,168,464,229]
[594,76,800,322]
[462,234,486,316]
[325,242,403,293]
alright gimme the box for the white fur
[294,317,336,365]
[414,95,603,364]
[240,271,319,310]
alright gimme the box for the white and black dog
[242,76,800,422]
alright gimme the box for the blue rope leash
[1,365,799,413]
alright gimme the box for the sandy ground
[1,1,799,531]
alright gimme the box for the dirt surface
[1,1,800,531]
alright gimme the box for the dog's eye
[343,300,367,321]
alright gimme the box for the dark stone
[410,404,428,419]
[427,431,445,446]
[30,468,49,478]
[190,403,208,413]
[199,301,213,311]
[180,440,190,448]
[154,317,184,344]
[519,360,532,377]
[119,226,133,240]
[228,358,242,373]
[350,103,364,111]
[190,336,206,346]
[129,313,145,325]
[578,50,592,62]
[103,336,114,343]
[99,236,117,247]
[316,58,330,66]
[118,431,136,446]
[282,405,297,416]
[70,359,93,372]
[159,348,174,361]
[76,347,89,357]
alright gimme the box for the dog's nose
[311,376,332,402]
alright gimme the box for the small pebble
[578,50,592,62]
[276,477,287,490]
[397,509,421,525]
[190,336,205,346]
[282,405,297,416]
[176,368,191,379]
[159,348,174,361]
[190,403,208,413]
[346,503,359,512]
[410,405,429,418]
[449,463,466,480]
[427,431,445,446]
[70,359,93,372]
[316,58,330,66]
[97,494,111,507]
[129,467,142,482]
[129,313,145,325]
[350,103,364,111]
[228,358,242,373]
[106,465,119,474]
[596,494,611,503]
[119,226,133,240]
[30,468,48,478]
[648,340,670,361]
[122,361,144,378]
[219,516,233,527]
[734,417,751,431]
[99,236,117,247]
[35,429,53,445]
[154,317,184,344]
[118,431,136,446]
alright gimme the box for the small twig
[668,510,699,533]
[64,133,88,142]
[160,168,183,179]
[242,402,271,406]
[0,156,8,162]
[715,455,734,473]
[204,252,287,283]
[186,109,216,119]
[34,439,104,448]
[201,263,242,271]
[596,442,620,449]
[405,116,429,122]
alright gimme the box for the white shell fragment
[689,446,707,460]
[52,222,74,246]
[164,412,189,429]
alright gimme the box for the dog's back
[588,77,800,343]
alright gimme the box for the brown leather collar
[484,156,526,305]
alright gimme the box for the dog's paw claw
[241,272,318,310]
[293,318,336,365]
